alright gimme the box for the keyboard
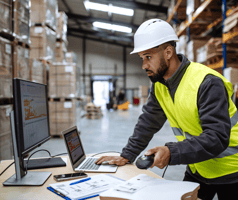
[78,158,100,170]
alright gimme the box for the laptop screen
[64,129,84,165]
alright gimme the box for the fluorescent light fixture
[84,1,134,16]
[93,22,132,33]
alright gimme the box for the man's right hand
[95,156,129,166]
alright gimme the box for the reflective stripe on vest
[155,62,238,179]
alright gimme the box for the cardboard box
[31,0,58,31]
[56,11,68,42]
[0,131,13,160]
[49,100,80,136]
[224,67,238,85]
[0,0,12,35]
[13,0,30,44]
[0,104,12,135]
[55,41,67,62]
[177,35,188,55]
[0,37,13,98]
[139,85,149,97]
[29,59,47,84]
[49,63,80,98]
[30,26,56,61]
[65,51,77,63]
[0,105,13,160]
[13,44,30,80]
[186,39,208,62]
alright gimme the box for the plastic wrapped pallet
[30,26,56,61]
[176,35,187,56]
[31,0,58,31]
[196,45,207,63]
[56,11,68,42]
[0,104,13,160]
[0,37,12,98]
[55,41,67,62]
[49,63,80,98]
[48,99,80,136]
[13,44,30,80]
[29,59,47,84]
[65,51,77,63]
[0,0,12,35]
[13,0,30,45]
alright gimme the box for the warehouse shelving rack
[167,0,238,73]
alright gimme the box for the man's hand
[145,146,170,169]
[95,156,129,166]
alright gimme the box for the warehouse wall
[67,36,150,97]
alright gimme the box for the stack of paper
[48,174,124,200]
[100,174,200,200]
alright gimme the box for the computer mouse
[135,154,155,169]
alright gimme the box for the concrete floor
[32,104,218,200]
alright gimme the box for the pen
[69,177,91,185]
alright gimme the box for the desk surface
[0,156,161,200]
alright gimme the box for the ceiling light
[93,22,132,33]
[84,1,134,16]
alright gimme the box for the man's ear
[164,46,173,60]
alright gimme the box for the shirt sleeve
[166,75,231,165]
[121,84,167,162]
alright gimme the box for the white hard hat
[130,19,179,54]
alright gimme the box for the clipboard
[47,187,99,200]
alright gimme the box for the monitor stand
[3,111,52,186]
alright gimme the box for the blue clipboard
[47,186,99,200]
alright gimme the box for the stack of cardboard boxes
[139,85,149,105]
[47,10,81,136]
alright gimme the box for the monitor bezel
[13,78,51,157]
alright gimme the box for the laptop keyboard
[78,158,100,170]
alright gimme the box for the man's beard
[147,57,168,83]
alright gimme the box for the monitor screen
[13,78,51,156]
[64,129,84,165]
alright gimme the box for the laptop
[62,126,118,173]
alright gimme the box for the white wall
[67,36,150,97]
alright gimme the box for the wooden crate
[49,63,80,98]
[0,37,13,98]
[30,26,56,61]
[48,99,81,136]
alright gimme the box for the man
[96,19,238,200]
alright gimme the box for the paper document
[100,174,200,200]
[49,174,124,200]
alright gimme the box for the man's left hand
[145,146,170,169]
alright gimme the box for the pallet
[31,23,56,32]
[0,98,13,105]
[48,97,82,102]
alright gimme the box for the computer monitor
[14,78,51,157]
[3,78,64,186]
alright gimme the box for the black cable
[91,151,121,157]
[25,149,52,175]
[0,162,14,176]
[51,153,68,158]
[162,165,168,178]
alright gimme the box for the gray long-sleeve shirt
[121,54,238,184]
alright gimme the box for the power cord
[0,149,68,176]
[162,165,168,178]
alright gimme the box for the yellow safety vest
[154,62,238,179]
